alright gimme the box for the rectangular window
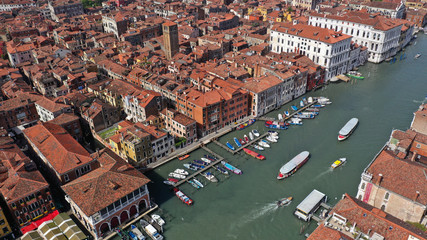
[64,174,69,182]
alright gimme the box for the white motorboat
[268,131,278,136]
[258,141,270,148]
[168,172,186,179]
[308,97,313,103]
[249,132,254,140]
[193,178,204,188]
[253,145,264,151]
[174,169,189,175]
[201,158,212,164]
[269,133,279,139]
[266,136,277,143]
[252,129,260,137]
[331,158,347,169]
[278,114,283,120]
[202,172,218,182]
[415,53,421,59]
[151,214,166,226]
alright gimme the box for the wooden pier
[213,131,269,155]
[173,147,225,187]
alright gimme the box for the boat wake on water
[231,203,278,229]
[311,168,333,182]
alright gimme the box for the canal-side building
[0,144,55,228]
[411,103,427,135]
[270,23,352,80]
[356,134,427,224]
[160,108,197,146]
[24,122,99,185]
[62,148,151,240]
[308,11,403,63]
[307,194,427,240]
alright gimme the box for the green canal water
[121,34,427,240]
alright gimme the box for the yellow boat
[331,158,346,169]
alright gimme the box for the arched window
[361,182,366,190]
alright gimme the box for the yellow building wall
[0,208,11,237]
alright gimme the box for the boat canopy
[296,189,326,215]
[279,151,310,174]
[339,118,358,136]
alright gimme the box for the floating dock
[213,132,269,155]
[294,189,327,221]
[257,100,318,122]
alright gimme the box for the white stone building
[0,0,35,11]
[309,11,403,63]
[270,23,352,80]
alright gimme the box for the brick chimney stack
[411,151,417,162]
[414,191,420,202]
[376,173,383,185]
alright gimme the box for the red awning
[20,210,59,234]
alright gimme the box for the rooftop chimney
[376,173,383,185]
[414,191,420,202]
[411,151,417,162]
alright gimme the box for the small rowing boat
[243,148,266,160]
[291,106,298,111]
[201,157,212,164]
[277,196,293,207]
[168,178,179,183]
[178,154,190,161]
[194,159,208,166]
[226,142,235,151]
[244,134,249,143]
[221,161,242,175]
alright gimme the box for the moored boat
[288,118,303,125]
[188,179,200,189]
[266,136,277,143]
[168,172,186,179]
[346,71,365,79]
[183,163,198,171]
[284,111,290,117]
[193,178,204,188]
[237,119,256,130]
[240,138,246,145]
[178,154,190,161]
[300,100,304,107]
[234,137,242,147]
[252,129,260,137]
[201,157,212,164]
[205,155,217,161]
[331,158,347,169]
[131,225,145,240]
[277,197,293,207]
[128,230,138,240]
[265,121,288,130]
[249,132,254,140]
[244,135,249,143]
[338,118,359,141]
[258,141,270,148]
[414,53,421,59]
[253,145,264,151]
[313,104,325,108]
[221,161,242,174]
[291,105,298,111]
[190,162,204,169]
[277,151,310,179]
[214,165,229,175]
[168,178,179,183]
[243,148,266,160]
[203,172,218,182]
[174,169,189,175]
[174,188,193,205]
[268,131,278,136]
[305,107,319,112]
[278,114,283,120]
[226,142,235,151]
[194,159,209,166]
[151,214,165,226]
[163,180,175,186]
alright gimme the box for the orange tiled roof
[62,148,150,216]
[272,23,352,44]
[23,123,93,175]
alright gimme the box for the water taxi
[243,148,266,160]
[174,188,193,205]
[331,158,347,169]
[277,196,293,207]
[346,71,365,79]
